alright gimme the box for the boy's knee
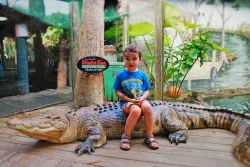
[130,108,141,117]
[141,101,152,110]
[141,101,153,115]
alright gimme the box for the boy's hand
[134,97,144,106]
[131,98,139,104]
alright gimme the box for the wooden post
[0,40,5,70]
[16,37,30,94]
[69,1,80,95]
[15,24,30,95]
[154,0,164,100]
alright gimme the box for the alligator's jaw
[6,114,71,143]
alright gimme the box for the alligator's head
[6,113,78,143]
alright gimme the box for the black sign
[77,56,109,73]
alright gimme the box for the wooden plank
[0,118,9,123]
[188,135,233,145]
[0,152,26,167]
[189,129,235,138]
[0,139,244,167]
[0,127,26,136]
[0,121,7,128]
[0,150,17,164]
[0,152,37,167]
[0,141,178,167]
[0,130,241,166]
[0,133,40,145]
[0,132,233,153]
[188,136,236,145]
[24,156,62,167]
[0,128,236,155]
[102,139,235,160]
[0,135,235,162]
[124,138,232,152]
[70,163,93,167]
[3,153,40,167]
[54,160,75,167]
[92,146,244,167]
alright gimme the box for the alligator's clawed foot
[74,141,95,155]
[168,130,188,145]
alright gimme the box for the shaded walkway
[0,87,72,117]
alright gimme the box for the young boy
[113,45,159,150]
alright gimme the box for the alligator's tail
[171,103,250,166]
[206,110,250,167]
[150,101,250,165]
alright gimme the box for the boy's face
[124,52,141,72]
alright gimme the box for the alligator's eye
[46,116,51,119]
[53,117,61,119]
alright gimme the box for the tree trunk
[69,1,80,94]
[74,0,105,108]
[57,39,68,89]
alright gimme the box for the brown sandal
[144,135,159,150]
[120,135,131,151]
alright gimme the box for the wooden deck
[0,102,246,167]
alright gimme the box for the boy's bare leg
[122,105,141,149]
[141,100,159,148]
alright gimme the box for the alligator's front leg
[161,107,189,145]
[74,125,107,155]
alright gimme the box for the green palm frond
[237,101,250,114]
[129,22,154,38]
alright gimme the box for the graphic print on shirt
[121,78,143,99]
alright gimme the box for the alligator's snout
[6,114,73,143]
[6,118,22,129]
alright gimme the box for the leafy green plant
[129,22,155,38]
[4,38,16,59]
[237,101,250,114]
[167,31,213,96]
[104,20,123,51]
[42,26,67,47]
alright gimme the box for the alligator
[6,101,250,166]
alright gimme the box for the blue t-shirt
[113,69,151,107]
